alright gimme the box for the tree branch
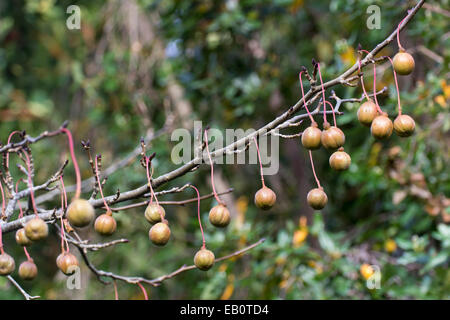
[0,0,425,234]
[76,238,265,287]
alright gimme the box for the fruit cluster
[0,14,419,296]
[297,35,416,213]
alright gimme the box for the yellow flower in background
[441,80,450,99]
[368,142,382,167]
[292,216,308,247]
[275,256,287,266]
[329,251,342,260]
[235,196,248,230]
[289,0,304,14]
[265,266,275,276]
[315,264,323,274]
[279,279,289,289]
[340,46,357,67]
[384,239,397,253]
[434,80,450,108]
[360,263,374,280]
[307,260,323,274]
[220,274,235,300]
[307,260,316,268]
[434,95,447,108]
[218,263,228,273]
[299,216,307,228]
[292,229,308,247]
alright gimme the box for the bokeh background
[0,0,449,299]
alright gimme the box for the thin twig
[7,275,40,300]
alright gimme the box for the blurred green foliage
[0,0,448,299]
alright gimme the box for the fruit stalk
[308,150,321,188]
[61,128,82,199]
[113,280,119,300]
[204,129,224,205]
[0,224,4,254]
[145,156,163,222]
[60,176,68,210]
[396,15,409,51]
[359,49,383,115]
[22,150,39,217]
[372,62,383,114]
[15,179,24,218]
[298,70,315,124]
[317,63,336,126]
[0,180,5,220]
[385,56,403,115]
[23,247,32,262]
[6,130,22,170]
[137,282,148,300]
[190,185,206,250]
[253,137,266,188]
[357,58,371,102]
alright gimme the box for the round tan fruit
[194,249,215,271]
[209,204,231,228]
[94,213,117,236]
[0,253,15,276]
[254,187,277,210]
[18,261,38,280]
[393,51,415,75]
[144,203,165,224]
[24,217,48,241]
[329,148,351,171]
[321,126,345,149]
[393,114,415,137]
[67,198,95,228]
[301,125,322,150]
[149,222,171,246]
[371,114,393,140]
[307,188,328,210]
[56,252,79,275]
[357,101,378,126]
[15,228,33,246]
